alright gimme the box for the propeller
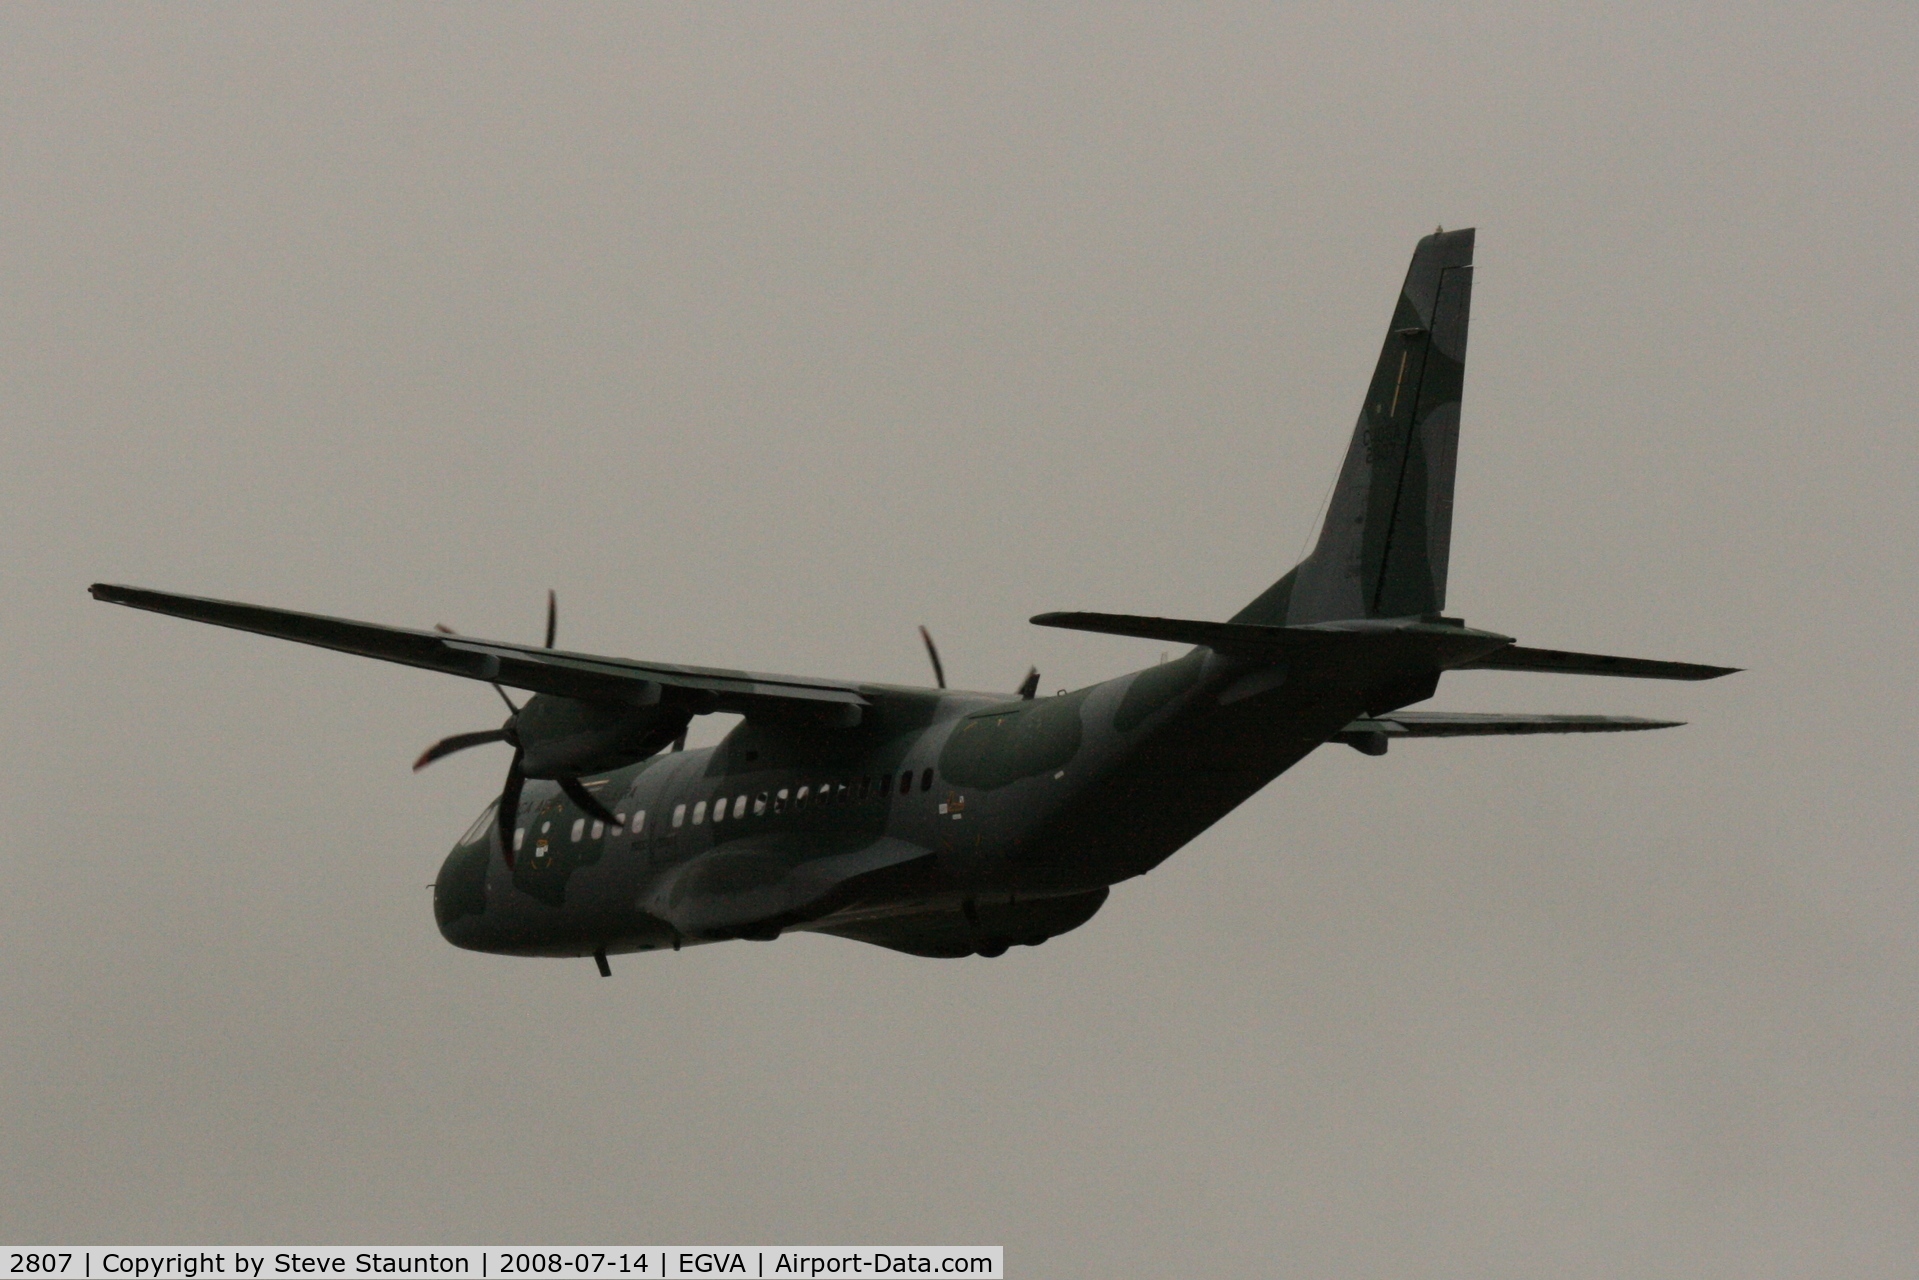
[918,625,946,689]
[413,727,509,769]
[415,591,616,868]
[557,776,617,826]
[919,625,1039,699]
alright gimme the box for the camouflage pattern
[91,229,1736,967]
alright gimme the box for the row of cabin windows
[507,768,937,848]
[512,808,647,852]
[671,767,935,829]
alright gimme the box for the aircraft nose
[433,840,495,950]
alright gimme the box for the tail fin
[1235,228,1475,626]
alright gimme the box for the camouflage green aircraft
[92,228,1735,972]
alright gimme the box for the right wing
[89,584,870,723]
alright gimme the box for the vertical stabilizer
[1235,228,1474,626]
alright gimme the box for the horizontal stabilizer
[1457,645,1738,681]
[1030,610,1512,667]
[1343,712,1684,737]
[1034,611,1737,682]
[1335,711,1683,754]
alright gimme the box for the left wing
[1335,711,1682,755]
[89,584,870,724]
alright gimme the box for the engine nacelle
[513,691,689,777]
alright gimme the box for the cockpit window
[459,802,498,847]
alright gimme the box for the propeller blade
[1017,667,1040,700]
[497,751,525,869]
[558,775,618,826]
[919,625,946,690]
[413,728,510,771]
[544,589,557,649]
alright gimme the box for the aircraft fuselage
[433,644,1356,960]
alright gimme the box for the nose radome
[433,838,491,946]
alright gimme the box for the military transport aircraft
[92,228,1735,972]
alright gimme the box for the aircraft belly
[805,888,1111,958]
[643,832,938,941]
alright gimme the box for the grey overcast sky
[4,4,1916,1275]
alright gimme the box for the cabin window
[733,795,748,819]
[898,772,911,796]
[613,812,626,833]
[857,777,870,801]
[514,828,526,852]
[774,788,789,814]
[753,792,768,816]
[834,781,847,803]
[591,820,604,839]
[633,810,646,834]
[693,800,708,824]
[570,818,585,842]
[711,796,725,824]
[672,804,685,828]
[920,767,934,792]
[795,785,810,810]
